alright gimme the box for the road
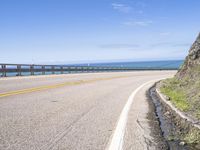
[0,71,176,150]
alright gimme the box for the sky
[0,0,200,64]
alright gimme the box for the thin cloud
[112,3,132,13]
[123,20,153,27]
[99,42,190,50]
[173,43,191,47]
[160,32,171,36]
[99,44,139,49]
[151,42,190,48]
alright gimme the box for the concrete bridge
[0,63,177,77]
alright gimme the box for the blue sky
[0,0,200,64]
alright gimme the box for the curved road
[0,71,176,150]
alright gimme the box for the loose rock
[179,141,186,146]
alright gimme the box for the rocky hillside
[159,33,200,146]
[176,33,200,79]
[160,33,200,119]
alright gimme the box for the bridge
[0,63,177,77]
[0,65,176,150]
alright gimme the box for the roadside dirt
[146,88,168,150]
[147,85,199,150]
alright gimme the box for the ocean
[79,60,183,69]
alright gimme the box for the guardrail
[0,63,177,77]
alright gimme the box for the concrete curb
[155,86,200,130]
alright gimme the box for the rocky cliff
[160,32,200,119]
[176,33,200,79]
[159,33,200,146]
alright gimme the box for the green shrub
[160,78,190,111]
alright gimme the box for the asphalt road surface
[0,71,176,150]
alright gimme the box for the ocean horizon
[72,60,183,69]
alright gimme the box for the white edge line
[106,78,167,150]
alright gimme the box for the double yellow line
[0,76,127,98]
[0,82,78,98]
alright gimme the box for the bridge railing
[0,63,177,77]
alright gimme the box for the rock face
[176,33,200,79]
[160,33,200,146]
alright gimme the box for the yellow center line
[0,76,129,98]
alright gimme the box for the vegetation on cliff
[161,33,200,120]
[160,33,200,147]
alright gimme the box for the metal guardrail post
[52,66,55,74]
[61,66,63,74]
[1,65,6,77]
[0,64,2,77]
[73,67,76,73]
[17,65,22,76]
[30,65,34,76]
[67,67,70,73]
[42,66,45,75]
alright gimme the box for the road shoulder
[123,82,167,150]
